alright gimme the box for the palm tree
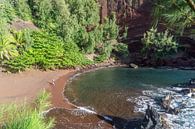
[152,0,195,36]
[0,34,18,60]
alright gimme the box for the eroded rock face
[98,0,152,37]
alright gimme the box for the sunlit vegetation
[142,28,178,59]
[142,0,195,60]
[153,0,195,35]
[0,90,54,129]
[0,0,123,72]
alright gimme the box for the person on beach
[49,79,55,87]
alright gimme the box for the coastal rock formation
[141,106,168,129]
[162,95,180,115]
[133,78,195,129]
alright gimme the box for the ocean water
[65,67,195,128]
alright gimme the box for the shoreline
[48,63,127,110]
[0,63,193,109]
[47,70,77,109]
[0,62,126,109]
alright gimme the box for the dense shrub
[0,0,16,35]
[5,31,90,72]
[65,0,100,26]
[102,16,119,41]
[94,54,108,63]
[28,0,61,30]
[142,28,178,58]
[152,0,195,35]
[0,0,16,23]
[93,15,119,61]
[9,0,32,20]
[4,51,35,72]
[62,41,92,67]
[0,90,54,129]
[113,43,129,58]
[12,29,33,53]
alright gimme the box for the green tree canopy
[153,0,195,36]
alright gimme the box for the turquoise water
[65,68,195,119]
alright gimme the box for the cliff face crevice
[98,0,152,38]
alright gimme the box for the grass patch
[0,90,54,129]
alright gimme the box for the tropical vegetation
[0,90,54,129]
[142,28,178,58]
[152,0,195,36]
[0,0,125,72]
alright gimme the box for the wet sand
[0,68,76,109]
[47,70,77,109]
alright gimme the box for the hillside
[0,0,129,73]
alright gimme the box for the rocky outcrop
[141,106,169,129]
[161,95,180,115]
[10,19,38,31]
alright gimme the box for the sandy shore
[0,68,76,109]
[0,63,123,108]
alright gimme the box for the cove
[64,67,195,120]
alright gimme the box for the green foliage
[9,0,32,20]
[28,0,53,28]
[65,0,100,26]
[0,0,122,70]
[5,31,91,72]
[102,15,119,41]
[5,31,64,71]
[0,0,16,23]
[62,41,92,67]
[34,90,52,112]
[94,40,114,63]
[152,0,195,35]
[4,51,35,72]
[0,34,19,60]
[12,29,33,53]
[142,28,178,58]
[93,15,119,62]
[113,43,129,58]
[0,0,16,34]
[94,54,108,63]
[0,90,54,129]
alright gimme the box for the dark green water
[65,67,195,119]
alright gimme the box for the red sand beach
[0,69,76,109]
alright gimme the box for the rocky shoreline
[133,79,195,129]
[47,61,195,129]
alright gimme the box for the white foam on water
[70,106,97,116]
[103,116,113,121]
[77,106,97,114]
[127,87,195,129]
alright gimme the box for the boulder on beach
[130,63,138,69]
